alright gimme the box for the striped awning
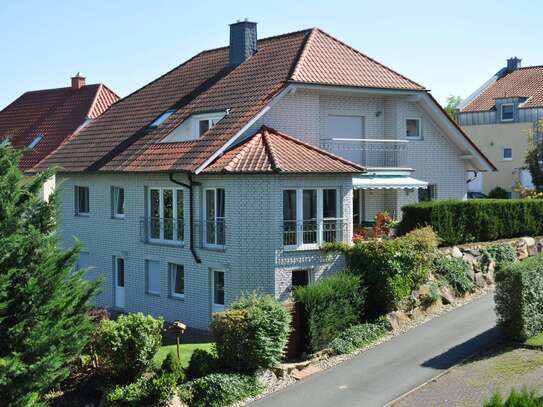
[353,174,428,190]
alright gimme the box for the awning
[353,174,428,190]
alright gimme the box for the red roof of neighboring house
[0,82,119,170]
[203,126,365,174]
[461,66,543,112]
[35,28,425,174]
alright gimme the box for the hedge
[294,272,363,352]
[495,254,543,340]
[398,199,543,246]
[329,321,388,354]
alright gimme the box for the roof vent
[507,57,522,71]
[229,20,257,67]
[71,72,86,90]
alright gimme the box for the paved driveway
[250,293,501,407]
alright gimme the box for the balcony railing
[283,218,346,247]
[140,217,184,244]
[320,138,409,168]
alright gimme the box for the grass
[525,332,543,348]
[153,342,215,369]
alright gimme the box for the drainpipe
[169,173,202,263]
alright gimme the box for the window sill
[146,240,185,248]
[75,213,90,217]
[202,244,226,252]
[283,244,322,252]
[502,158,513,161]
[112,215,125,220]
[146,292,161,297]
[405,136,423,141]
[169,294,185,302]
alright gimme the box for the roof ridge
[516,65,543,70]
[310,28,425,90]
[224,133,260,172]
[261,127,281,171]
[86,84,104,119]
[289,28,318,80]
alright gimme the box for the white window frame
[114,256,125,309]
[211,269,226,313]
[204,188,226,249]
[146,259,161,296]
[500,103,514,122]
[169,263,185,299]
[75,186,90,216]
[148,188,184,244]
[502,147,513,161]
[283,188,341,250]
[194,112,226,138]
[405,117,422,140]
[27,134,44,150]
[112,186,125,219]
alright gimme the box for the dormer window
[27,134,44,150]
[149,109,176,128]
[160,111,227,143]
[500,104,514,122]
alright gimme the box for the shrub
[92,313,163,382]
[294,272,364,352]
[159,352,185,384]
[487,187,510,199]
[105,372,177,406]
[419,281,441,308]
[211,292,291,371]
[434,255,475,295]
[398,199,543,245]
[329,321,388,354]
[185,348,220,380]
[346,230,437,316]
[495,254,543,340]
[180,373,264,407]
[480,244,517,272]
[483,388,543,407]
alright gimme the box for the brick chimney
[229,19,257,67]
[71,72,86,90]
[507,57,522,71]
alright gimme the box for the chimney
[71,72,86,90]
[229,19,257,67]
[507,57,522,71]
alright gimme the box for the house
[458,58,543,197]
[35,21,493,329]
[0,74,119,199]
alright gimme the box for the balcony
[283,218,346,248]
[320,138,409,169]
[140,217,184,245]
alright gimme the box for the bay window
[148,188,184,243]
[204,188,225,247]
[283,188,340,248]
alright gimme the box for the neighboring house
[458,58,543,197]
[35,22,493,329]
[0,74,119,199]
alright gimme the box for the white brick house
[38,22,494,329]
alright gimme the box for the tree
[0,146,100,406]
[525,119,543,192]
[444,95,463,122]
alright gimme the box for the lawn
[526,332,543,348]
[153,337,215,369]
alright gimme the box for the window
[418,184,437,202]
[283,188,340,248]
[501,104,514,122]
[114,257,125,308]
[146,260,161,295]
[169,263,185,298]
[198,115,223,136]
[213,270,225,312]
[148,188,184,243]
[112,187,125,218]
[75,186,89,215]
[325,114,365,139]
[502,147,513,161]
[292,270,310,288]
[406,118,422,139]
[27,134,44,150]
[204,188,225,247]
[199,120,210,136]
[149,109,176,128]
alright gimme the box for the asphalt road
[250,293,501,407]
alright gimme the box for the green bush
[185,348,220,380]
[294,272,364,352]
[92,313,163,382]
[419,281,441,308]
[159,352,185,384]
[483,388,543,407]
[488,187,510,199]
[398,199,543,245]
[180,373,264,407]
[481,244,517,272]
[434,255,475,295]
[329,321,388,354]
[105,372,177,406]
[495,254,543,340]
[346,229,437,317]
[211,292,291,371]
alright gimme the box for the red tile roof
[0,84,118,170]
[461,66,543,112]
[35,28,425,174]
[203,126,365,174]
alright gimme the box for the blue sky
[1,0,541,110]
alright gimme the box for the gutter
[169,172,202,264]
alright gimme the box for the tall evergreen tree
[0,145,100,406]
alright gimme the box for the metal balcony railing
[283,218,346,247]
[140,217,184,244]
[320,138,409,168]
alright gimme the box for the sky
[1,0,542,110]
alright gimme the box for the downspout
[169,173,202,263]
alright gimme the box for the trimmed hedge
[211,293,290,371]
[294,272,364,352]
[398,199,543,246]
[495,254,543,340]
